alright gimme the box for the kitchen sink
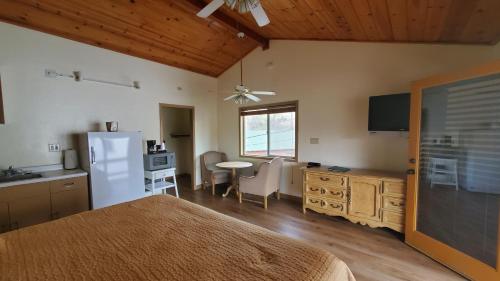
[0,173,43,183]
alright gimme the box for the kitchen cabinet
[0,202,9,233]
[0,175,89,233]
[9,193,51,229]
[50,177,89,219]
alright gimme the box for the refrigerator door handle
[91,146,96,165]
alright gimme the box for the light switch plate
[44,69,58,78]
[48,144,60,152]
[310,138,320,144]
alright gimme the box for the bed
[0,195,355,281]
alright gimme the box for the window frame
[239,101,298,162]
[0,75,4,124]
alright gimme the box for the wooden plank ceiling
[0,0,499,77]
[223,0,500,43]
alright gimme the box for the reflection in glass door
[406,62,500,281]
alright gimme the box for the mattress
[0,195,355,281]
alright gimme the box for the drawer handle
[319,177,330,181]
[309,199,320,204]
[390,201,404,207]
[330,191,343,197]
[64,182,75,187]
[320,200,326,207]
[310,187,319,192]
[330,203,343,211]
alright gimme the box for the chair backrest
[200,151,227,181]
[202,151,227,166]
[268,157,284,190]
[256,157,283,193]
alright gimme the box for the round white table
[216,161,253,198]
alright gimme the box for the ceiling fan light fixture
[233,95,249,104]
[224,0,259,14]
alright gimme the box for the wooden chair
[200,151,231,195]
[238,157,284,209]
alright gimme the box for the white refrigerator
[80,132,145,209]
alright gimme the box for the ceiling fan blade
[224,94,239,101]
[197,0,225,18]
[249,2,270,27]
[250,91,276,96]
[245,94,262,102]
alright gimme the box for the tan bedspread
[0,195,355,281]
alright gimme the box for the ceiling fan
[224,33,276,104]
[197,0,270,27]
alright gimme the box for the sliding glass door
[406,61,500,280]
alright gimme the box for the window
[240,101,297,160]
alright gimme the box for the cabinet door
[51,188,89,219]
[9,194,51,229]
[348,177,381,221]
[50,177,89,219]
[0,202,9,233]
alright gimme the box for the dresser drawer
[382,181,406,198]
[305,195,323,209]
[325,200,347,215]
[382,210,404,226]
[382,196,405,211]
[305,185,347,202]
[306,172,347,188]
[320,186,347,202]
[50,176,87,194]
[305,184,322,196]
[305,196,347,215]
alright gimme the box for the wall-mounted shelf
[170,133,191,138]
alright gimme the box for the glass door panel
[407,61,500,281]
[417,73,500,268]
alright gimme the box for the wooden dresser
[302,167,407,233]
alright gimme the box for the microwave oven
[143,152,176,171]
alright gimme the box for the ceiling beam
[184,0,270,50]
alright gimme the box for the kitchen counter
[0,166,88,189]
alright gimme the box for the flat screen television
[368,93,410,132]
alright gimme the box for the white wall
[160,107,193,176]
[218,40,500,197]
[0,23,218,186]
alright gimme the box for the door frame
[159,103,196,191]
[406,60,500,281]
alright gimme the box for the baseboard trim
[279,193,302,203]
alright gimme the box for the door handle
[406,169,415,175]
[409,158,416,164]
[91,146,96,164]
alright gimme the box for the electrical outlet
[310,138,320,144]
[48,144,61,152]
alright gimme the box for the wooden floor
[169,179,465,281]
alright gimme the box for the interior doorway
[159,103,195,191]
